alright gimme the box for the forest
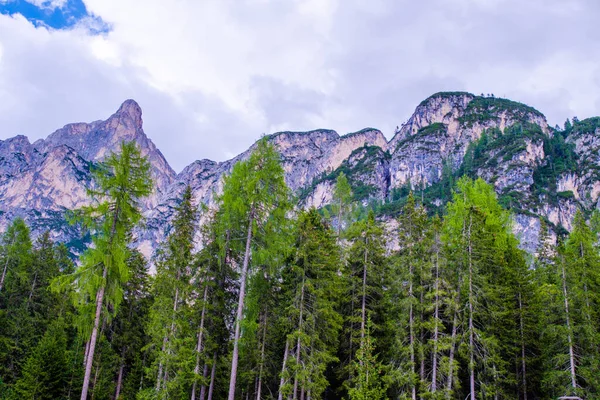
[1,138,599,400]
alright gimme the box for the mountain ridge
[1,92,597,258]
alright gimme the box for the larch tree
[218,138,291,400]
[332,172,353,238]
[62,141,152,400]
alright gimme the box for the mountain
[1,92,598,257]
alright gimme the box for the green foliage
[418,91,473,107]
[532,131,578,202]
[278,209,343,399]
[54,141,152,400]
[1,133,600,400]
[337,211,392,396]
[348,318,388,400]
[10,319,69,400]
[300,145,389,204]
[458,96,544,127]
[145,185,198,398]
[66,141,153,330]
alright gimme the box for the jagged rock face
[0,137,92,248]
[0,100,175,249]
[272,128,387,191]
[137,128,388,259]
[1,92,599,260]
[34,99,176,206]
[303,145,390,207]
[564,118,600,207]
[387,92,549,190]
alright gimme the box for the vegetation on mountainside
[298,145,389,204]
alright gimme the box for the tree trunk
[256,312,268,400]
[27,271,38,303]
[518,292,527,400]
[156,282,180,392]
[91,362,101,400]
[83,339,90,369]
[207,352,217,400]
[0,238,13,293]
[468,216,476,400]
[228,212,255,400]
[115,361,125,399]
[446,304,459,396]
[409,259,416,400]
[293,279,306,400]
[192,284,209,400]
[337,200,343,238]
[561,262,577,391]
[431,248,440,393]
[277,339,290,400]
[80,265,107,400]
[360,239,368,342]
[419,276,425,400]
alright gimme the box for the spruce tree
[277,209,343,399]
[11,319,69,400]
[348,318,388,400]
[339,210,391,396]
[145,185,197,398]
[560,210,600,394]
[394,192,431,399]
[0,219,34,385]
[442,177,515,400]
[109,250,152,399]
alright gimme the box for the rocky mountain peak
[0,92,596,259]
[115,99,143,126]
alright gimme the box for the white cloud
[24,0,67,10]
[1,0,600,172]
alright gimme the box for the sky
[1,0,599,172]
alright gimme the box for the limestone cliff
[0,93,598,258]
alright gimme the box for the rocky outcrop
[1,93,599,259]
[0,100,175,248]
[33,99,176,206]
[387,92,549,190]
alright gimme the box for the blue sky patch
[0,0,109,33]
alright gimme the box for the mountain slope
[0,93,597,257]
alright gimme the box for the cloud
[24,0,67,10]
[1,0,600,172]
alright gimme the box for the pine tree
[61,141,152,400]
